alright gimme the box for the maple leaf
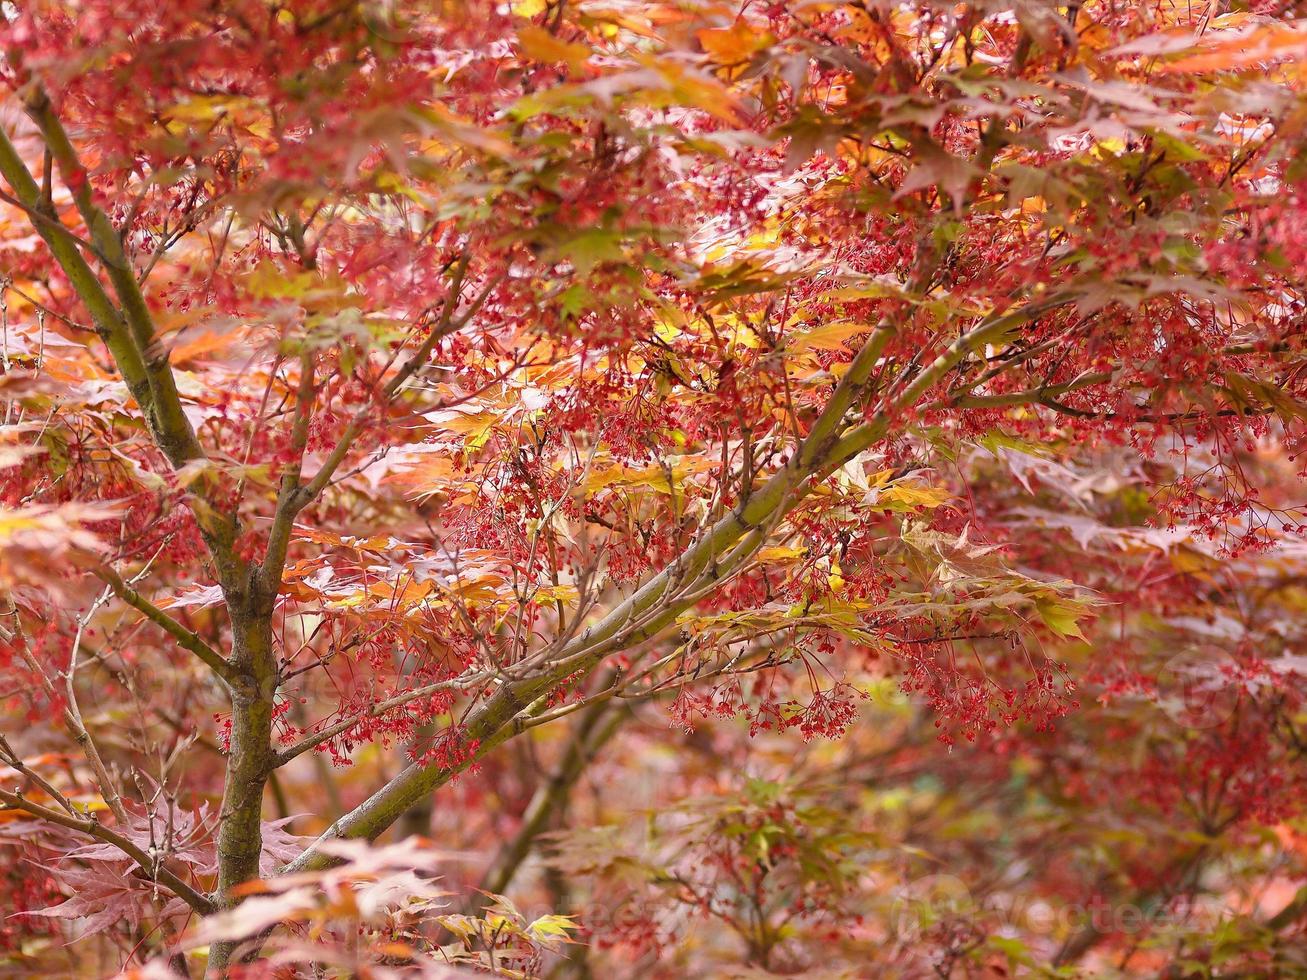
[1159,19,1307,73]
[896,140,981,208]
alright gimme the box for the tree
[0,0,1304,976]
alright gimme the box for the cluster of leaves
[531,435,1307,977]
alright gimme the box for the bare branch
[94,565,237,686]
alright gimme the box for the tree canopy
[0,1,1305,976]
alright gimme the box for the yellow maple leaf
[788,321,875,352]
[696,22,774,65]
[518,26,591,74]
[878,482,953,510]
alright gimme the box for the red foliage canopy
[0,1,1304,976]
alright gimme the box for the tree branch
[0,95,244,587]
[23,89,207,473]
[0,125,152,398]
[271,673,485,767]
[94,565,237,686]
[281,313,924,869]
[478,699,625,897]
[258,255,497,591]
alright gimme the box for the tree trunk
[207,600,277,975]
